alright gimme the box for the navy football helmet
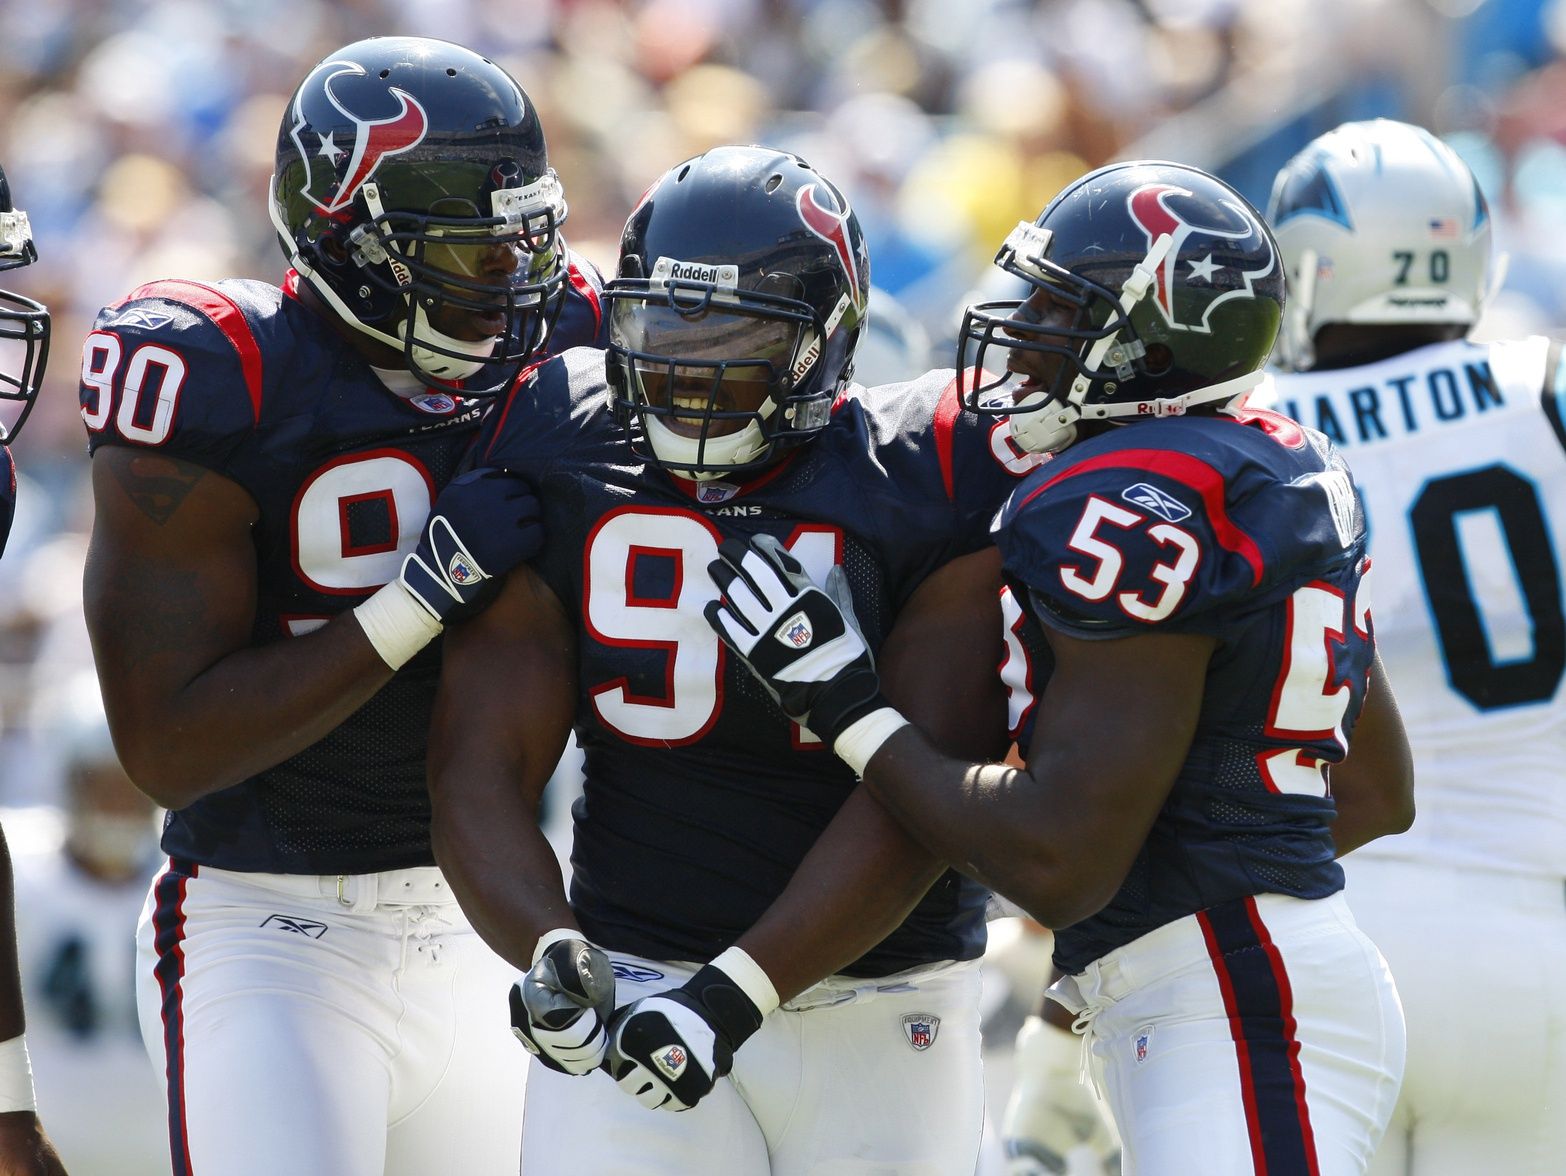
[606,145,870,480]
[960,161,1284,454]
[269,36,568,392]
[0,163,49,443]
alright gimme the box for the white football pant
[1344,857,1566,1175]
[135,861,528,1176]
[522,953,985,1174]
[1049,892,1404,1176]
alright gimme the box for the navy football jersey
[477,350,1033,975]
[80,253,603,874]
[995,408,1372,973]
[0,445,14,558]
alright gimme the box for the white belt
[197,863,455,912]
[783,957,975,1012]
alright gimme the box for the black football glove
[399,467,542,626]
[604,962,769,1112]
[704,533,886,747]
[509,932,617,1076]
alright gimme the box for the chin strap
[1011,233,1175,456]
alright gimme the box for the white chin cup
[401,303,500,381]
[644,415,769,482]
[1008,388,1080,454]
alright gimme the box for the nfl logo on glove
[654,1044,688,1080]
[779,613,814,648]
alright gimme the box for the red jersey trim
[933,375,964,501]
[567,260,603,337]
[122,278,266,426]
[1019,447,1265,587]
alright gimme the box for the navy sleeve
[81,280,266,473]
[853,369,1031,562]
[551,246,607,351]
[473,350,582,480]
[999,419,1366,640]
[998,442,1272,639]
[0,446,14,559]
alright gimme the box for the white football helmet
[1267,119,1492,371]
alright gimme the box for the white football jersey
[4,808,170,1176]
[1269,336,1566,876]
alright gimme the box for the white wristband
[709,946,780,1019]
[353,580,443,670]
[0,1034,36,1114]
[531,926,585,967]
[832,706,911,777]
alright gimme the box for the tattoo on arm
[104,553,217,650]
[111,454,207,524]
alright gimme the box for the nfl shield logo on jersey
[902,1013,940,1051]
[696,481,739,504]
[778,611,814,649]
[410,392,458,415]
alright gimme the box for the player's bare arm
[0,830,69,1176]
[1326,652,1414,856]
[734,546,1011,1001]
[428,563,579,970]
[430,564,619,1078]
[84,448,393,808]
[861,625,1214,930]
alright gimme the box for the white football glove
[1003,1014,1122,1175]
[509,930,616,1076]
[704,533,885,746]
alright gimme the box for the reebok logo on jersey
[778,612,814,649]
[1122,482,1192,523]
[902,1013,939,1051]
[653,1044,688,1080]
[109,307,175,331]
[261,915,328,939]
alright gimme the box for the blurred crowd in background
[5,0,1566,763]
[1,0,1564,1171]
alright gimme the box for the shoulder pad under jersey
[81,278,284,469]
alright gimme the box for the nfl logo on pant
[1135,1024,1154,1064]
[902,1013,940,1051]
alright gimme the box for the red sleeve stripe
[567,260,603,337]
[933,376,963,501]
[483,360,549,464]
[1018,447,1264,586]
[123,279,265,426]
